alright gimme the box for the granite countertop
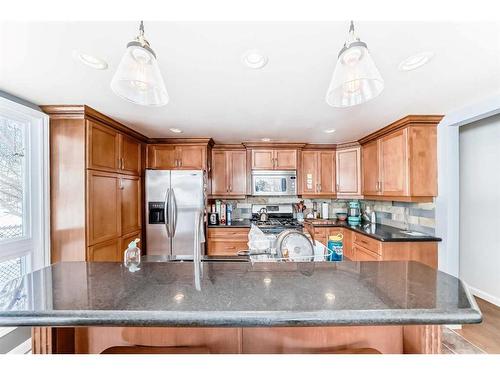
[207,219,440,242]
[305,220,441,242]
[0,260,480,327]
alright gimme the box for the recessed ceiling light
[398,51,434,72]
[169,128,183,133]
[73,50,108,70]
[324,129,336,134]
[242,49,268,69]
[261,138,271,142]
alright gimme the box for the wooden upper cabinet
[336,146,362,197]
[147,144,207,170]
[251,149,297,170]
[211,150,247,196]
[87,120,120,172]
[211,150,227,195]
[251,149,275,169]
[318,151,336,195]
[380,128,408,196]
[360,115,441,201]
[177,145,206,169]
[362,140,380,196]
[87,120,142,175]
[300,151,318,195]
[148,145,177,169]
[300,150,335,196]
[87,170,121,246]
[408,125,437,197]
[228,151,247,195]
[119,134,141,175]
[275,149,297,169]
[120,175,142,235]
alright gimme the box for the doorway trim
[436,94,500,277]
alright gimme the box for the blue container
[327,233,343,261]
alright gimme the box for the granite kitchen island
[0,260,481,354]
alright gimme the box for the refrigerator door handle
[171,188,178,237]
[164,188,172,238]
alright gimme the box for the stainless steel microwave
[251,170,297,196]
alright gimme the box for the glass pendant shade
[326,23,384,108]
[111,23,169,107]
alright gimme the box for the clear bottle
[124,238,141,272]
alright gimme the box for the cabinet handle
[318,183,321,192]
[229,184,232,192]
[119,178,124,190]
[336,183,339,192]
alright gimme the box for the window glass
[0,117,26,241]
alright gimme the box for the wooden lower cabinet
[207,227,249,256]
[87,238,121,262]
[120,175,142,235]
[305,225,437,268]
[38,324,441,354]
[87,231,142,263]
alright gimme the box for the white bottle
[124,238,141,272]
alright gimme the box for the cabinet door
[87,171,121,245]
[251,149,275,169]
[362,140,380,195]
[87,120,120,172]
[119,134,141,175]
[178,146,206,169]
[87,238,121,262]
[301,151,318,194]
[148,145,177,169]
[120,175,142,235]
[228,151,247,195]
[274,149,297,170]
[211,150,228,195]
[336,147,361,196]
[380,129,408,196]
[318,151,336,195]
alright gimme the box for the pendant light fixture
[326,21,384,108]
[111,21,169,106]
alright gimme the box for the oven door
[252,170,297,196]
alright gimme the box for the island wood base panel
[33,325,441,354]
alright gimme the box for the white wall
[459,114,500,306]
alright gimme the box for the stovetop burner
[251,217,301,228]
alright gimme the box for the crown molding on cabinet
[212,144,246,150]
[336,141,361,150]
[302,143,337,150]
[41,104,149,143]
[148,137,215,147]
[242,142,307,149]
[358,115,443,145]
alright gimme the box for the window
[0,95,49,284]
[0,95,49,353]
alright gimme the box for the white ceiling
[1,21,499,143]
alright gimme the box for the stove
[251,204,302,234]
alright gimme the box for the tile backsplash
[213,196,435,235]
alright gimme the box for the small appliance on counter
[347,200,361,225]
[321,203,330,219]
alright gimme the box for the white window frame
[0,96,50,273]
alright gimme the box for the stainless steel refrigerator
[146,170,205,258]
